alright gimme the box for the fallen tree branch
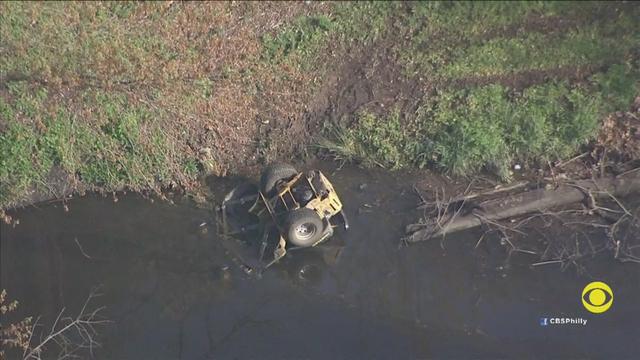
[417,180,530,210]
[23,290,109,360]
[406,171,640,243]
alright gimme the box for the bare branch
[74,238,92,259]
[23,290,109,360]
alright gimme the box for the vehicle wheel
[284,208,324,247]
[260,163,298,195]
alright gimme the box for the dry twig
[23,290,110,360]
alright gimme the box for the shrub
[592,64,639,112]
[428,85,512,178]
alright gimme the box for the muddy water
[2,163,640,359]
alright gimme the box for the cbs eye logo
[582,281,613,314]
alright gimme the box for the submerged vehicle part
[215,163,348,274]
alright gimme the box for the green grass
[318,109,428,170]
[401,1,639,80]
[0,2,222,207]
[1,1,639,208]
[315,2,639,178]
[262,15,334,63]
[592,64,640,111]
[428,82,603,178]
[320,65,639,179]
[0,122,45,204]
[439,28,636,79]
[1,3,154,84]
[261,2,399,69]
[0,2,377,208]
[0,82,183,208]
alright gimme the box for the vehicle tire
[260,163,298,195]
[283,208,324,247]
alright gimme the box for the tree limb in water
[406,171,640,243]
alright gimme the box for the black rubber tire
[283,208,323,247]
[260,163,298,195]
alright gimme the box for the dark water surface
[2,164,639,359]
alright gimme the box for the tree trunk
[406,171,640,243]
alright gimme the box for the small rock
[514,164,522,170]
[199,147,212,157]
[198,147,221,176]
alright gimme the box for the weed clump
[319,110,427,170]
[262,15,333,63]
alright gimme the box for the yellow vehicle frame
[217,170,347,274]
[250,171,343,222]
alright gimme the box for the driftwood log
[406,170,640,243]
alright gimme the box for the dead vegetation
[405,166,640,271]
[0,289,108,360]
[593,98,640,164]
[1,290,33,359]
[401,95,640,268]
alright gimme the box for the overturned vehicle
[215,163,348,274]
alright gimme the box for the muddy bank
[2,163,640,359]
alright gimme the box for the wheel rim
[295,222,317,241]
